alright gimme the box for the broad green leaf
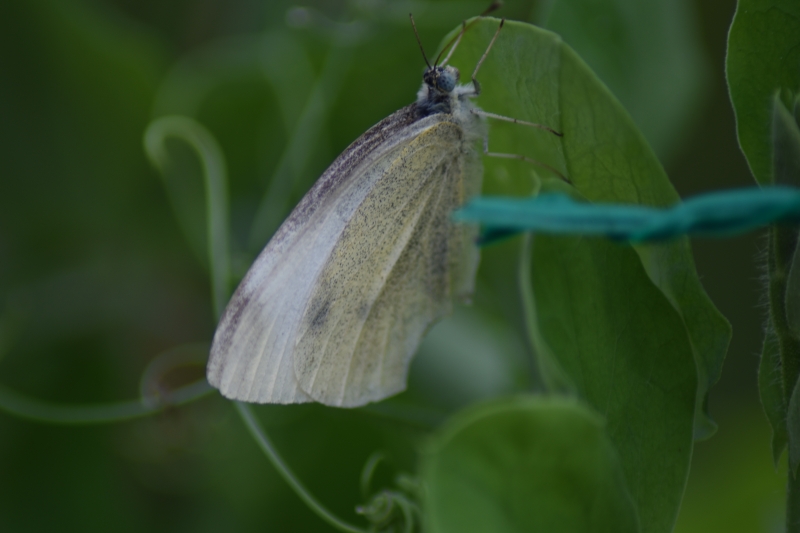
[727,0,800,185]
[448,19,729,440]
[543,0,708,161]
[524,231,696,533]
[518,237,580,397]
[421,396,639,533]
[557,41,729,442]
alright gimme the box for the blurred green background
[0,0,784,531]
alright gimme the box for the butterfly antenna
[471,18,504,93]
[435,0,503,67]
[409,13,431,68]
[437,21,466,67]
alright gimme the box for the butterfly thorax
[416,65,474,117]
[415,64,484,154]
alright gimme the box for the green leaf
[773,93,800,188]
[726,0,800,185]
[524,231,696,533]
[448,18,730,440]
[543,0,709,161]
[519,242,579,397]
[558,39,730,442]
[421,396,639,533]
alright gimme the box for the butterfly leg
[467,18,563,139]
[440,1,504,68]
[472,109,563,137]
[480,130,571,183]
[469,19,505,96]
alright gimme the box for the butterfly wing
[207,105,460,403]
[292,119,482,407]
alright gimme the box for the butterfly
[207,12,562,408]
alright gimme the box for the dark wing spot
[309,299,331,330]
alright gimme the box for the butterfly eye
[436,67,458,92]
[438,73,456,92]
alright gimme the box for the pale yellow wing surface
[293,121,481,407]
[208,106,481,404]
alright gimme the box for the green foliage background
[0,0,785,531]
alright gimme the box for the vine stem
[143,115,231,320]
[234,402,368,533]
[143,108,365,530]
[0,381,212,425]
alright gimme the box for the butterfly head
[423,65,460,95]
[417,65,462,116]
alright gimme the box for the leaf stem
[234,402,368,533]
[768,225,800,401]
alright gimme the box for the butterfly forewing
[208,106,482,404]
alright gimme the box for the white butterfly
[207,16,560,407]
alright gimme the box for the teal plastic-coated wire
[454,186,800,245]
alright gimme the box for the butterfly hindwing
[293,120,481,406]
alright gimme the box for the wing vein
[243,308,280,399]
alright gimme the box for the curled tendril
[143,115,231,321]
[0,341,215,425]
[356,453,422,533]
[139,342,210,408]
[357,489,421,533]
